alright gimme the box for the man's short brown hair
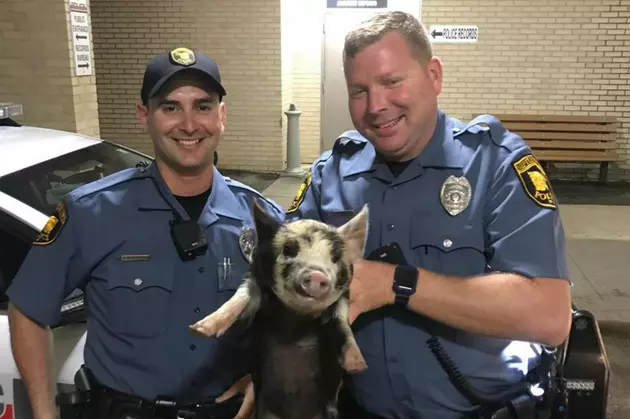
[343,10,433,65]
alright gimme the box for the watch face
[395,265,418,290]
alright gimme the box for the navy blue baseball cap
[140,47,227,104]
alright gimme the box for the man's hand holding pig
[347,260,396,325]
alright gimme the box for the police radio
[558,307,611,419]
[170,212,208,261]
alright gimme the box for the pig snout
[300,271,332,299]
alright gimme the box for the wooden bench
[494,114,619,183]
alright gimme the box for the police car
[0,102,154,418]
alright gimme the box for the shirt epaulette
[331,130,369,155]
[225,177,282,211]
[66,166,147,202]
[453,114,524,152]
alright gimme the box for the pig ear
[337,204,369,262]
[252,199,281,244]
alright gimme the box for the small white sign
[429,25,479,43]
[68,0,88,13]
[70,10,92,76]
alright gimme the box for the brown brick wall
[0,0,99,137]
[422,0,630,181]
[280,0,293,168]
[0,0,75,131]
[291,26,324,164]
[90,0,285,172]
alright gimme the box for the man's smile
[370,115,404,135]
[172,137,204,146]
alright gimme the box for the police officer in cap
[7,47,283,419]
[286,11,572,419]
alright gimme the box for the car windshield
[0,142,151,215]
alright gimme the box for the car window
[0,224,31,307]
[0,214,88,320]
[0,142,150,215]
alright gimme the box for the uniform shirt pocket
[409,217,487,277]
[106,261,174,338]
[216,251,250,293]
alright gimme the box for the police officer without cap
[7,47,283,419]
[286,11,572,419]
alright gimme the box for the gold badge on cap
[440,175,472,216]
[239,227,256,263]
[170,47,196,66]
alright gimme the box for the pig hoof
[189,311,233,338]
[343,345,368,372]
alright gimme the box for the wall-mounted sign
[327,0,387,8]
[69,0,93,76]
[429,25,479,43]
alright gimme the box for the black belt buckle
[153,396,179,419]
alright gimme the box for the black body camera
[170,217,208,261]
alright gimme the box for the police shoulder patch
[513,154,556,210]
[33,200,68,246]
[286,169,311,213]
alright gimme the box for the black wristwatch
[392,265,418,307]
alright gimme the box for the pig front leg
[334,297,367,373]
[190,274,261,338]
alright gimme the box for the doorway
[320,10,378,153]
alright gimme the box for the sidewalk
[262,175,305,209]
[561,205,630,322]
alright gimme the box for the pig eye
[282,240,300,258]
[331,246,342,264]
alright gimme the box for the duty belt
[87,384,243,419]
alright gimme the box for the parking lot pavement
[227,170,630,418]
[598,319,630,419]
[259,175,305,209]
[560,204,630,419]
[566,234,630,418]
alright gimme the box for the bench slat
[528,140,616,150]
[504,122,616,133]
[534,150,619,161]
[496,114,617,124]
[515,132,615,142]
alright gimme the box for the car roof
[0,125,101,178]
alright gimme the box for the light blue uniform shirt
[286,110,569,418]
[7,162,284,404]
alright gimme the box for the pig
[189,201,370,419]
